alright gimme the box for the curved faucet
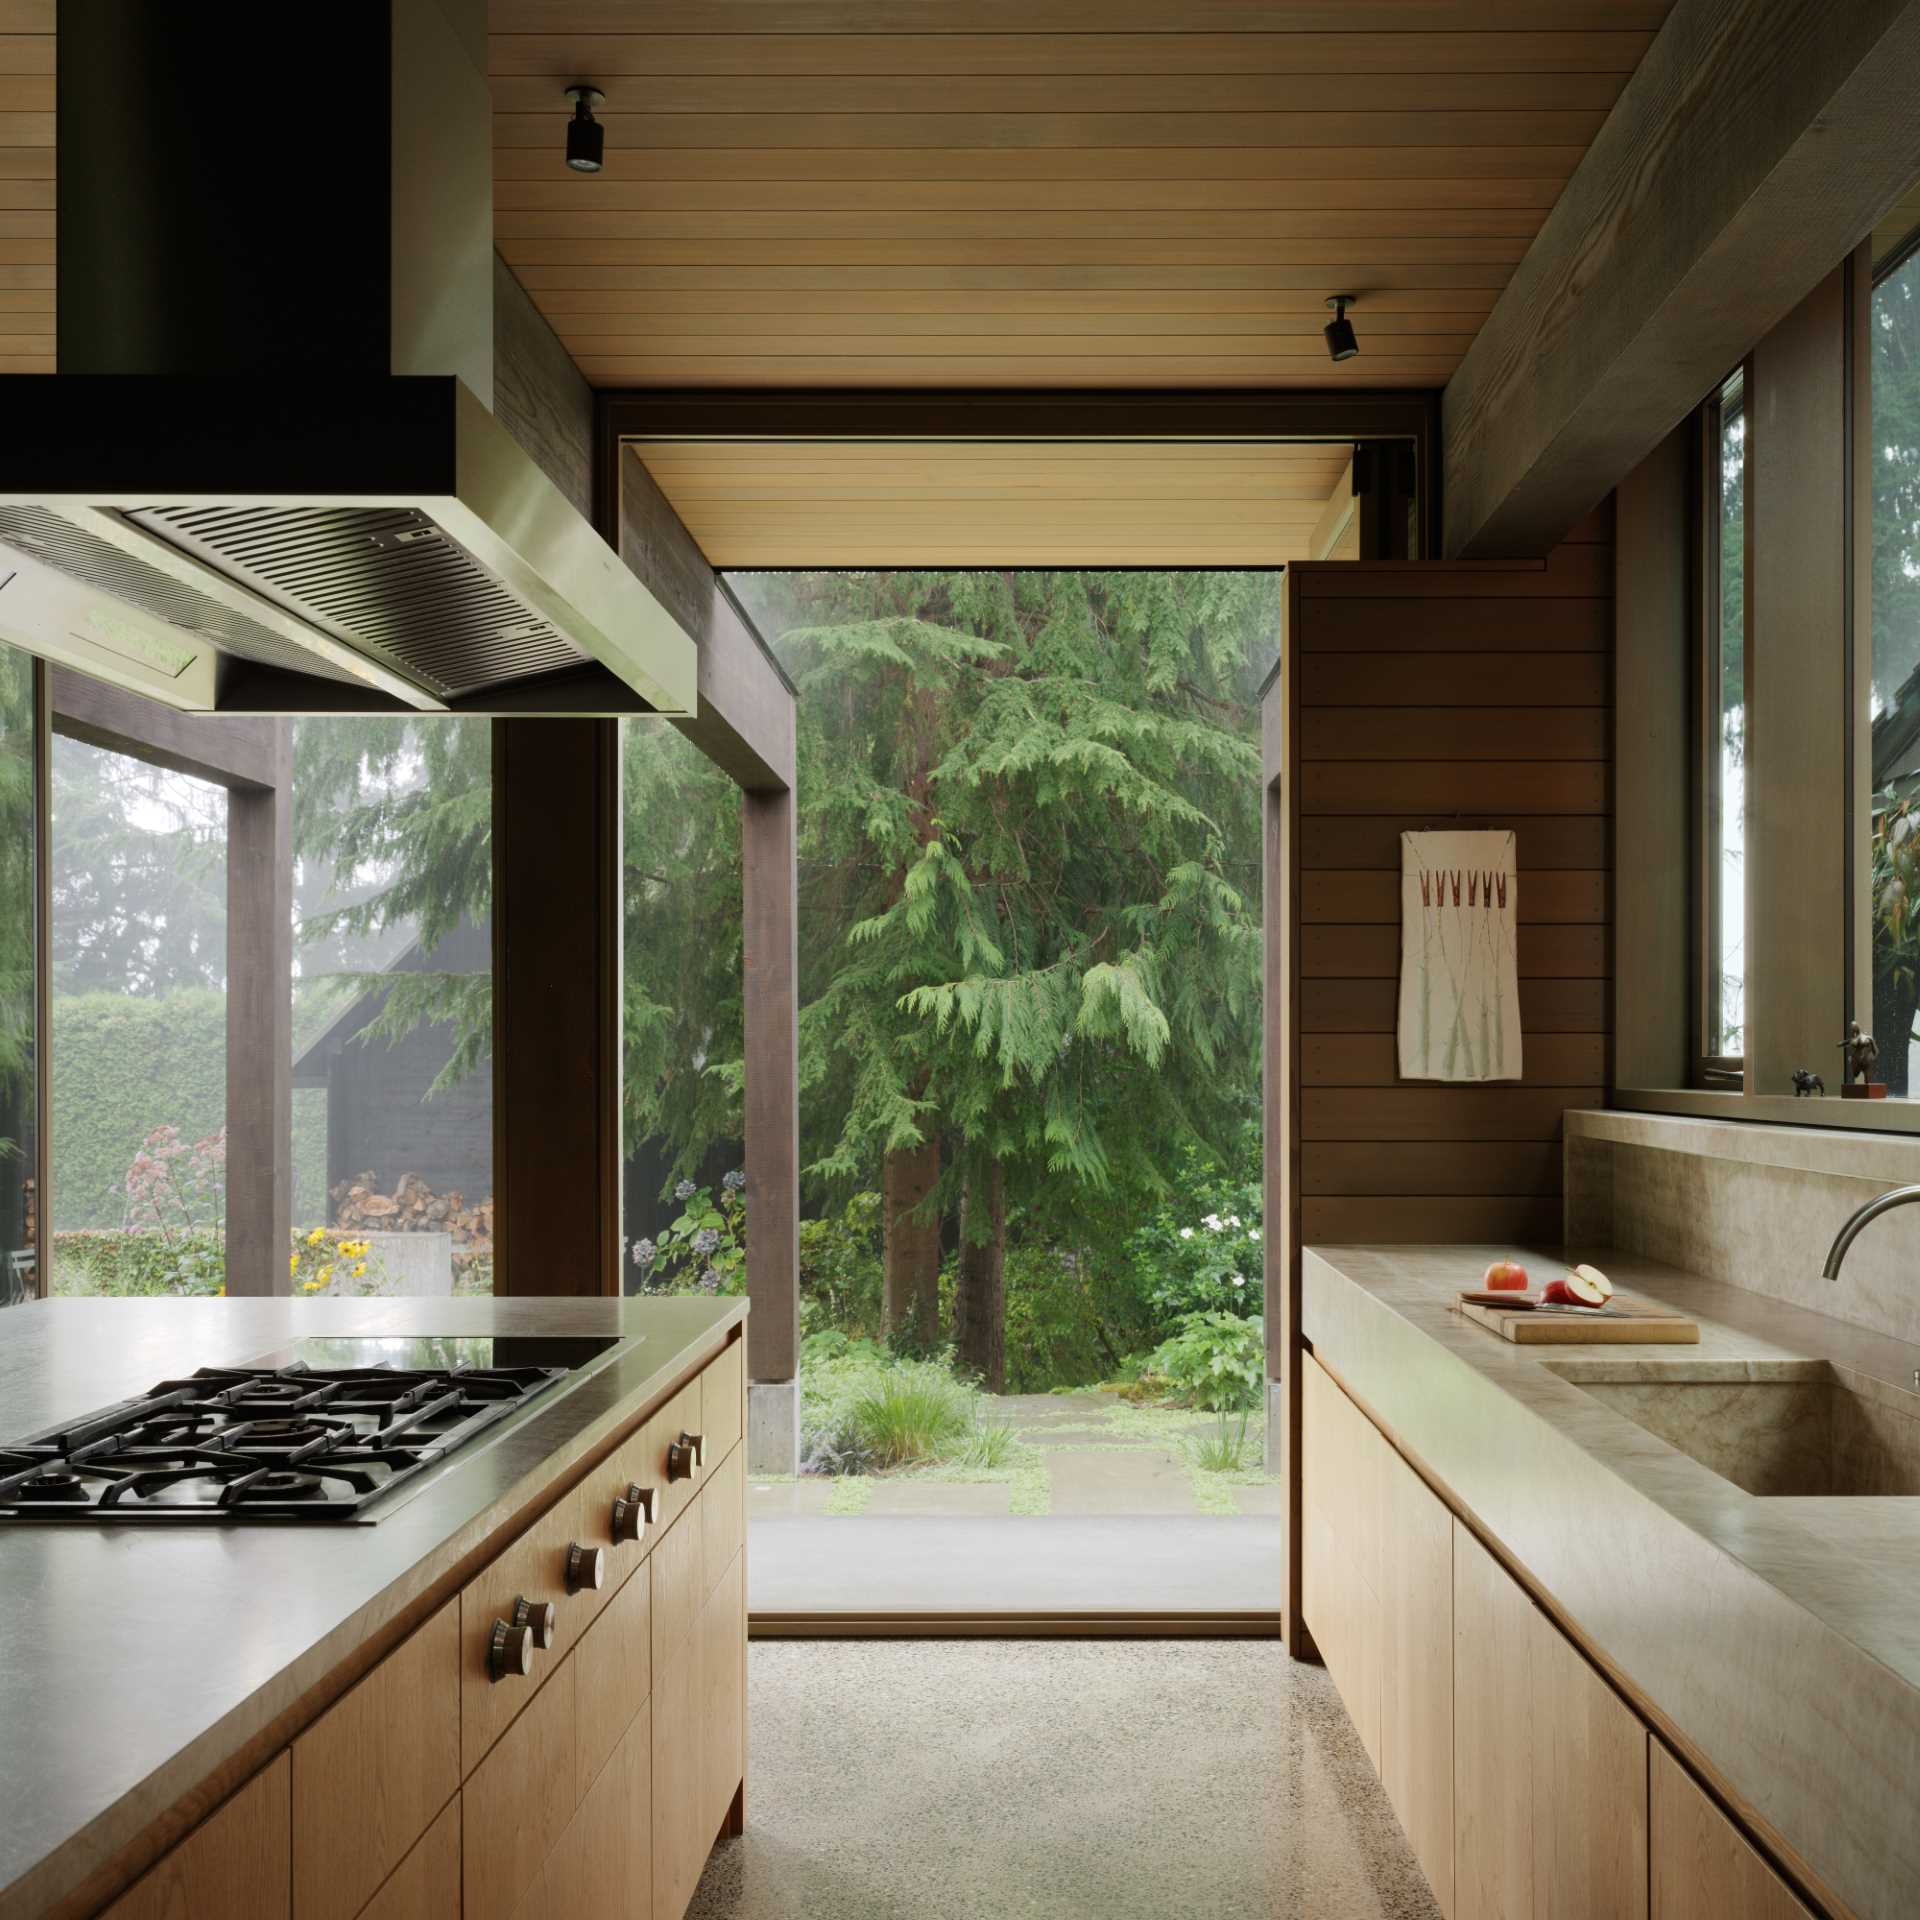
[1822,1184,1920,1280]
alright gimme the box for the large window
[0,645,37,1309]
[290,717,495,1296]
[1869,228,1920,1094]
[1703,368,1748,1080]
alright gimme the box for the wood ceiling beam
[1441,0,1920,558]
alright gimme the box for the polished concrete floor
[687,1640,1443,1919]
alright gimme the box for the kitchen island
[1303,1245,1920,1920]
[0,1293,747,1920]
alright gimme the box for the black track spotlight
[1323,294,1360,363]
[565,86,605,173]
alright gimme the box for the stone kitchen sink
[1542,1358,1920,1498]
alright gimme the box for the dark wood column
[743,786,800,1388]
[492,717,622,1296]
[224,733,293,1296]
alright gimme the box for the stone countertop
[1304,1244,1920,1920]
[0,1293,746,1920]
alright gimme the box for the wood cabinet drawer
[703,1335,744,1467]
[575,1554,652,1807]
[513,1704,653,1920]
[460,1489,604,1776]
[699,1444,744,1607]
[570,1417,664,1619]
[1651,1743,1810,1919]
[292,1601,458,1920]
[650,1481,706,1660]
[699,1551,747,1848]
[102,1754,290,1920]
[642,1375,707,1533]
[463,1650,578,1920]
[357,1797,459,1920]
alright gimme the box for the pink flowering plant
[118,1123,227,1295]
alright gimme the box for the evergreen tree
[624,569,1273,1382]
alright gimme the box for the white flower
[1248,1226,1262,1241]
[1231,1274,1246,1288]
[1204,1213,1224,1232]
[1226,1215,1242,1228]
[1179,1226,1195,1241]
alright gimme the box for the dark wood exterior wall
[1264,515,1615,1653]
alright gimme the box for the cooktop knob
[611,1483,654,1542]
[488,1618,534,1683]
[512,1594,557,1650]
[667,1432,705,1482]
[566,1542,606,1593]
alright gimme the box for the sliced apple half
[1569,1263,1614,1304]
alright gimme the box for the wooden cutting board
[1454,1291,1700,1345]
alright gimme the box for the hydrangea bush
[630,1170,747,1296]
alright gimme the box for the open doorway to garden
[621,567,1280,1614]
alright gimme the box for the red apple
[1482,1257,1529,1291]
[1541,1277,1579,1305]
[1544,1268,1612,1308]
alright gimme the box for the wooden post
[493,717,622,1296]
[742,786,799,1390]
[225,725,293,1296]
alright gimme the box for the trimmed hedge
[52,989,364,1230]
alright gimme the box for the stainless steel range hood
[0,1,697,718]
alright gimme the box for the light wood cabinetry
[292,1600,459,1920]
[1379,1441,1453,1915]
[358,1800,460,1920]
[1452,1516,1648,1920]
[101,1754,290,1920]
[1303,1353,1449,1904]
[90,1337,746,1920]
[1650,1744,1810,1920]
[1309,1354,1656,1920]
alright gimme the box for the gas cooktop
[0,1335,624,1524]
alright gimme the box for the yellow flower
[301,1279,324,1293]
[306,1227,325,1246]
[318,1265,333,1284]
[289,1253,299,1275]
[352,1262,367,1278]
[216,1285,227,1296]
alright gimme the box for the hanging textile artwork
[1398,829,1522,1083]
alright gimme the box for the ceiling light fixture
[564,86,605,173]
[1323,295,1359,363]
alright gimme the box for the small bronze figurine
[1838,1021,1884,1098]
[1792,1068,1824,1097]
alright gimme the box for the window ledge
[1584,1097,1920,1178]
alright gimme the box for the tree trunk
[881,1136,941,1347]
[954,1162,1007,1392]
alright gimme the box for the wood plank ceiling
[489,1,1670,391]
[634,438,1358,567]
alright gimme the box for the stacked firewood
[330,1171,495,1281]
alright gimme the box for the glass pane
[619,719,742,1299]
[0,645,36,1309]
[290,717,494,1296]
[1871,237,1920,1093]
[50,736,228,1296]
[1713,370,1747,1057]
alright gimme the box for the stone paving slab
[1047,1446,1203,1516]
[863,1479,1015,1517]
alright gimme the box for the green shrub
[1149,1310,1265,1412]
[956,1417,1018,1470]
[1121,1125,1264,1329]
[50,1228,224,1297]
[798,1190,884,1338]
[851,1361,974,1468]
[1188,1406,1255,1472]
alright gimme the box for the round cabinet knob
[667,1434,700,1483]
[566,1542,606,1594]
[611,1483,654,1543]
[512,1594,557,1650]
[488,1618,534,1683]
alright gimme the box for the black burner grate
[0,1359,567,1523]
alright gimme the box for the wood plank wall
[1289,508,1614,1250]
